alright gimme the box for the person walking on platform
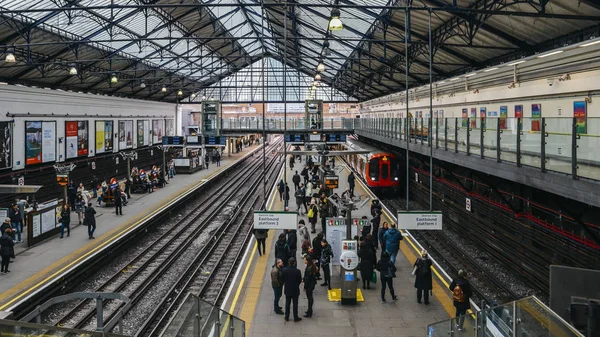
[0,228,14,273]
[59,204,71,238]
[320,239,333,290]
[68,181,77,210]
[307,202,318,233]
[271,258,285,315]
[124,178,132,199]
[377,251,397,303]
[311,232,323,278]
[216,151,221,167]
[450,269,473,332]
[204,153,210,169]
[283,182,290,208]
[347,172,356,197]
[292,171,301,191]
[371,210,381,242]
[9,204,22,243]
[289,155,295,170]
[378,222,389,251]
[75,194,85,224]
[85,202,97,239]
[414,250,433,305]
[253,227,267,256]
[115,187,123,216]
[295,184,306,215]
[298,219,310,244]
[277,179,285,202]
[371,199,382,217]
[384,223,403,264]
[303,256,318,318]
[275,233,290,267]
[287,229,297,261]
[282,257,303,322]
[301,167,309,185]
[358,237,377,289]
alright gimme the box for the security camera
[547,78,554,86]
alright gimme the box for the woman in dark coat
[274,233,289,266]
[414,250,433,304]
[358,239,377,289]
[377,251,397,303]
[60,204,71,238]
[0,228,15,273]
[85,202,97,239]
[303,256,318,318]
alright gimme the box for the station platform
[222,155,456,337]
[0,144,261,312]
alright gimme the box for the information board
[162,136,185,146]
[41,208,56,234]
[31,213,41,238]
[253,211,298,230]
[396,211,443,230]
[204,136,226,146]
[325,175,339,189]
[327,134,347,143]
[325,217,358,266]
[284,134,306,144]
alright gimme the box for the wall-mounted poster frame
[439,110,444,126]
[118,120,134,150]
[531,104,541,132]
[152,119,165,144]
[95,120,114,154]
[480,107,486,128]
[470,108,477,128]
[499,106,508,130]
[0,121,12,170]
[65,121,89,159]
[137,120,145,148]
[573,101,587,134]
[461,108,468,127]
[25,121,56,166]
[515,105,523,119]
[165,119,175,137]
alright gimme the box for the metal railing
[221,117,354,131]
[353,117,600,181]
[0,318,128,337]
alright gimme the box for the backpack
[307,207,314,218]
[453,284,465,303]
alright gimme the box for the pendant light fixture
[317,62,325,72]
[177,89,183,96]
[315,74,321,81]
[329,7,343,31]
[5,49,15,63]
[69,64,78,75]
[161,86,167,93]
[110,73,118,83]
[140,81,146,89]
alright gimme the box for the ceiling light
[580,39,600,47]
[202,95,206,100]
[311,85,316,91]
[191,93,196,99]
[317,62,325,72]
[177,89,183,96]
[537,50,563,58]
[315,74,321,81]
[161,86,167,92]
[329,8,343,31]
[464,73,477,77]
[483,67,498,72]
[5,49,15,63]
[140,81,146,89]
[313,81,318,86]
[69,65,78,75]
[110,74,118,83]
[507,60,526,66]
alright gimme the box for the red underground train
[340,137,400,193]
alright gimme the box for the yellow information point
[327,288,364,302]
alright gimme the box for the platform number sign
[466,197,472,212]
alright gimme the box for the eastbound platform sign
[253,211,298,230]
[397,211,443,230]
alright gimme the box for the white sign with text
[253,211,298,230]
[397,211,443,230]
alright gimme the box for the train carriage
[341,137,400,193]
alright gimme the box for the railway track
[44,140,282,336]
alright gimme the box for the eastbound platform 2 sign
[397,211,443,230]
[254,211,298,230]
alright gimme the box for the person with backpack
[292,171,301,191]
[450,269,473,331]
[377,251,397,303]
[275,233,290,267]
[307,202,319,233]
[301,166,309,185]
[413,250,433,304]
[384,223,403,264]
[277,179,285,202]
[320,239,333,290]
[295,184,307,215]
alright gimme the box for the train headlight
[370,177,375,181]
[394,177,398,181]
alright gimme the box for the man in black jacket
[282,257,302,322]
[292,171,301,191]
[287,229,297,261]
[271,259,284,314]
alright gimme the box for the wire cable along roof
[0,1,599,103]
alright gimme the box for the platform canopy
[0,1,599,102]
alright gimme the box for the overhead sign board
[397,211,443,230]
[325,175,339,189]
[327,134,347,143]
[254,211,298,230]
[204,136,227,146]
[284,134,306,144]
[162,136,185,146]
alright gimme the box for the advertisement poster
[0,122,11,169]
[144,121,150,146]
[439,109,444,126]
[104,121,113,152]
[118,121,126,150]
[126,120,133,148]
[500,106,508,130]
[27,121,56,165]
[166,119,175,136]
[95,121,105,153]
[480,107,487,128]
[152,119,164,144]
[42,122,56,163]
[65,121,89,159]
[462,108,468,127]
[515,105,523,119]
[470,108,477,128]
[95,121,113,154]
[531,104,541,131]
[574,101,587,134]
[137,120,144,147]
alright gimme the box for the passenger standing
[414,250,433,305]
[358,238,376,289]
[370,199,382,217]
[9,204,21,243]
[320,239,333,290]
[292,171,301,191]
[450,270,473,332]
[275,233,290,267]
[377,251,398,303]
[287,229,297,261]
[282,257,303,322]
[277,179,285,202]
[303,256,318,318]
[204,153,210,169]
[371,210,381,241]
[311,232,323,278]
[301,167,309,185]
[67,181,77,210]
[271,259,284,315]
[60,204,71,238]
[295,184,306,215]
[384,223,403,264]
[0,218,11,235]
[85,202,97,239]
[307,202,318,233]
[114,187,123,215]
[216,151,221,167]
[347,172,356,196]
[124,178,132,199]
[16,198,28,233]
[289,155,294,170]
[378,222,389,251]
[75,194,85,224]
[283,182,290,208]
[253,228,268,256]
[0,228,14,273]
[298,219,310,243]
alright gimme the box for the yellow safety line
[0,150,258,311]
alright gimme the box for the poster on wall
[480,107,487,128]
[65,121,89,159]
[500,106,508,130]
[470,108,477,128]
[137,120,145,147]
[95,121,113,154]
[126,120,133,148]
[165,119,175,136]
[26,121,56,165]
[439,110,444,126]
[462,108,468,127]
[515,105,523,119]
[531,104,541,131]
[0,122,11,170]
[118,121,126,150]
[573,101,587,134]
[152,119,164,144]
[144,121,150,146]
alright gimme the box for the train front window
[381,163,389,180]
[369,158,380,181]
[391,158,400,180]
